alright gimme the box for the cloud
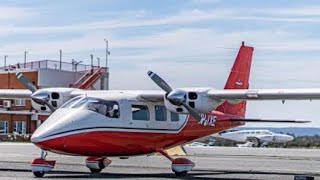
[0,7,36,21]
[2,6,320,36]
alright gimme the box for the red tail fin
[216,42,254,118]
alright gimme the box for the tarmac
[0,143,319,179]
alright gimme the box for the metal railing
[0,59,108,72]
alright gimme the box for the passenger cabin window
[171,112,180,122]
[132,105,149,121]
[155,105,167,121]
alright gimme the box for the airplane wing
[137,91,165,102]
[229,118,310,123]
[209,88,320,100]
[0,89,32,99]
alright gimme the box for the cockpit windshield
[61,96,120,118]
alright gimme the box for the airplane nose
[30,133,41,143]
[30,108,78,145]
[286,135,294,141]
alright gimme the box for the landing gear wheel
[33,171,45,178]
[90,168,102,173]
[175,171,188,177]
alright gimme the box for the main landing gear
[85,157,112,174]
[159,150,195,177]
[31,150,56,178]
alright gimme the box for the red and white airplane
[3,42,320,177]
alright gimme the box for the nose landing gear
[85,157,112,173]
[31,150,56,177]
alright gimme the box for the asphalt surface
[0,143,319,179]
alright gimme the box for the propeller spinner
[147,71,203,123]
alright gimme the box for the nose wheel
[31,150,56,178]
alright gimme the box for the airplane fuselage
[31,93,243,157]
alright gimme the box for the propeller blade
[16,72,37,93]
[44,101,56,112]
[181,102,203,123]
[147,71,172,93]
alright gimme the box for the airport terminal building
[0,60,109,140]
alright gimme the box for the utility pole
[59,50,62,70]
[104,39,110,67]
[4,55,7,68]
[24,51,28,68]
[90,54,94,68]
[97,57,100,68]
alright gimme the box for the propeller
[15,72,56,112]
[147,71,204,123]
[16,72,37,93]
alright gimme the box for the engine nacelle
[164,88,223,114]
[31,88,75,112]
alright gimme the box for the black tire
[175,171,188,177]
[90,168,102,173]
[33,171,45,178]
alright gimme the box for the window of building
[14,121,26,135]
[132,105,149,121]
[15,99,26,106]
[0,121,8,134]
[171,112,180,122]
[155,105,167,121]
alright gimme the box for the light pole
[90,54,94,69]
[24,51,28,68]
[104,39,110,67]
[59,49,62,70]
[97,57,100,68]
[4,55,7,69]
[74,60,82,72]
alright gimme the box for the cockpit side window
[85,99,120,118]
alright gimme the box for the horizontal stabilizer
[230,118,310,123]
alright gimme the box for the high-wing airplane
[213,129,294,147]
[3,42,320,177]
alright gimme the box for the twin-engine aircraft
[3,42,320,177]
[214,129,294,147]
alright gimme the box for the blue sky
[1,0,320,127]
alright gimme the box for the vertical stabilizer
[216,42,254,118]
